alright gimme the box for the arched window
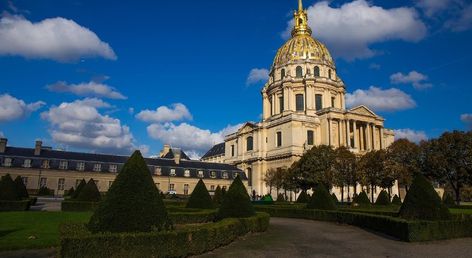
[281,69,285,79]
[314,66,320,77]
[246,136,253,151]
[296,66,303,78]
[328,69,332,79]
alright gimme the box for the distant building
[0,138,246,196]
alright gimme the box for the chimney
[0,138,7,153]
[34,140,42,156]
[160,144,171,157]
[173,148,181,165]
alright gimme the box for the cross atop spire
[292,0,312,37]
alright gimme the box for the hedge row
[255,206,472,242]
[59,212,270,258]
[61,201,100,212]
[169,209,217,224]
[338,208,399,217]
[0,200,30,211]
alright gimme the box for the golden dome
[272,0,334,68]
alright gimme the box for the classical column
[366,123,371,151]
[283,88,289,114]
[345,120,350,148]
[380,127,384,149]
[327,118,331,146]
[353,121,358,149]
[338,120,342,147]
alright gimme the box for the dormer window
[154,167,162,175]
[59,160,68,170]
[76,162,85,171]
[93,163,101,172]
[3,158,12,167]
[222,172,229,179]
[42,160,50,169]
[210,171,216,178]
[184,170,190,177]
[198,170,204,178]
[109,164,118,173]
[23,159,32,168]
[170,169,176,176]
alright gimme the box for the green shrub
[29,197,38,206]
[71,179,86,199]
[296,191,310,203]
[62,201,99,211]
[59,213,270,258]
[65,187,75,197]
[170,209,217,224]
[353,191,371,206]
[392,194,402,205]
[88,151,168,233]
[0,174,20,200]
[331,193,339,204]
[277,193,286,202]
[375,190,390,205]
[186,179,213,209]
[217,175,254,219]
[14,176,29,199]
[38,186,54,196]
[442,192,455,207]
[399,174,451,220]
[307,185,336,210]
[213,185,223,205]
[261,194,273,202]
[76,179,101,202]
[0,200,30,211]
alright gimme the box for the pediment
[237,122,257,134]
[348,105,378,117]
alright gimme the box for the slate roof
[0,146,246,180]
[162,148,191,160]
[201,142,225,160]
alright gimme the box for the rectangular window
[42,160,49,169]
[3,158,12,167]
[184,170,190,177]
[154,167,162,175]
[331,97,336,108]
[57,178,65,191]
[76,162,85,171]
[279,96,284,113]
[109,164,118,173]
[296,94,304,111]
[222,172,229,179]
[198,170,204,178]
[40,177,47,188]
[315,94,323,111]
[23,159,32,168]
[22,177,28,187]
[276,132,282,147]
[307,130,314,145]
[93,163,101,172]
[169,183,175,191]
[246,136,253,151]
[210,171,216,178]
[184,184,189,195]
[231,145,235,156]
[170,169,176,176]
[59,160,68,170]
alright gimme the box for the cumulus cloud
[283,0,427,60]
[346,86,416,112]
[47,80,126,99]
[460,113,472,129]
[41,98,137,154]
[0,94,45,122]
[0,14,116,62]
[390,71,432,89]
[393,129,428,143]
[136,103,192,123]
[246,68,269,85]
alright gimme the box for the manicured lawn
[0,211,92,250]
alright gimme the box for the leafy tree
[0,174,20,200]
[385,139,421,198]
[296,190,310,203]
[307,184,336,210]
[391,194,402,205]
[421,131,472,205]
[213,185,223,205]
[298,145,336,190]
[442,192,455,207]
[218,175,254,218]
[88,151,168,233]
[14,176,29,199]
[186,179,213,209]
[263,168,277,194]
[399,173,450,220]
[358,150,386,203]
[71,179,86,199]
[375,190,390,205]
[332,146,357,202]
[77,179,101,202]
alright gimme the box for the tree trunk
[347,185,351,202]
[454,186,461,206]
[354,184,357,195]
[341,186,344,203]
[371,184,375,204]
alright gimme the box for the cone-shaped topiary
[375,190,390,205]
[0,174,20,200]
[186,179,213,209]
[14,176,29,199]
[66,187,75,197]
[307,185,337,210]
[88,151,168,233]
[296,191,310,203]
[391,194,402,205]
[277,193,286,202]
[217,175,254,218]
[71,179,86,199]
[77,179,101,202]
[261,194,273,202]
[213,185,223,205]
[442,192,455,207]
[37,186,53,196]
[331,193,339,203]
[399,174,451,220]
[354,191,371,206]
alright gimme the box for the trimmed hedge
[217,175,254,219]
[71,180,86,199]
[77,179,101,202]
[0,200,30,211]
[0,174,20,200]
[38,186,54,196]
[255,206,472,242]
[169,209,217,224]
[353,191,371,206]
[14,176,29,199]
[307,185,336,210]
[59,212,270,258]
[62,201,100,212]
[296,191,310,203]
[442,192,455,207]
[186,179,213,209]
[213,185,223,205]
[392,194,402,205]
[375,190,390,205]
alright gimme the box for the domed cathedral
[201,0,395,198]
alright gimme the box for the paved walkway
[199,218,472,258]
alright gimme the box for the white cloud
[445,3,472,32]
[136,103,192,123]
[393,129,428,143]
[0,14,116,62]
[417,0,453,17]
[390,71,432,89]
[246,68,269,85]
[47,80,126,99]
[283,0,427,60]
[41,98,137,154]
[460,113,472,129]
[0,94,45,122]
[346,86,416,112]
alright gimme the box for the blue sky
[0,0,471,158]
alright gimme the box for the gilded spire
[292,0,312,37]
